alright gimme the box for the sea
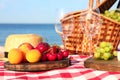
[0,24,62,46]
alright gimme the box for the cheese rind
[5,34,42,52]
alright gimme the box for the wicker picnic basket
[60,0,120,55]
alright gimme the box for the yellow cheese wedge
[5,34,43,52]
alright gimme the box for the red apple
[36,42,50,53]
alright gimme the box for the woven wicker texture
[61,0,120,55]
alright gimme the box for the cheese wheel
[5,34,42,52]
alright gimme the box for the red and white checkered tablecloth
[0,55,120,80]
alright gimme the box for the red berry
[47,53,57,61]
[36,42,50,53]
[50,45,60,53]
[57,52,63,60]
[41,54,47,61]
[61,49,69,58]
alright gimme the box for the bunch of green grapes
[94,42,114,60]
[103,10,120,22]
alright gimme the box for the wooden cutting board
[4,58,71,71]
[84,57,120,72]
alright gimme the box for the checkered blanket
[0,55,120,80]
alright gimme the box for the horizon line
[0,23,56,24]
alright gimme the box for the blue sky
[0,0,119,23]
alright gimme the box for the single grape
[103,52,111,60]
[100,48,105,53]
[112,15,117,19]
[95,47,101,53]
[104,47,111,52]
[105,13,110,17]
[94,52,100,59]
[100,54,104,60]
[106,42,113,50]
[117,17,120,22]
[100,42,107,48]
[104,10,109,15]
[113,51,118,57]
[109,45,113,51]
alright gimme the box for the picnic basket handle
[89,0,101,9]
[89,0,94,9]
[96,0,100,7]
[89,0,107,9]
